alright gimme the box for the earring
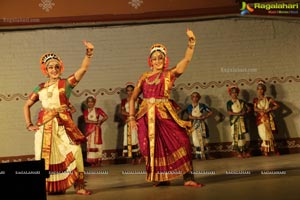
[147,57,152,67]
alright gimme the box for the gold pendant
[145,72,161,85]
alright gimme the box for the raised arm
[74,40,94,81]
[171,29,196,76]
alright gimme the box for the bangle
[86,48,93,58]
[128,116,136,121]
[188,41,196,49]
[189,41,196,46]
[26,123,33,130]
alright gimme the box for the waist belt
[41,105,68,113]
[144,98,169,103]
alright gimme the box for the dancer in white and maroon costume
[253,80,280,156]
[84,96,108,167]
[23,41,94,195]
[121,84,143,164]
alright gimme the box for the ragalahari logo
[240,2,254,15]
[240,1,299,16]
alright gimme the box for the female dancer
[23,41,94,195]
[128,29,204,187]
[253,80,280,156]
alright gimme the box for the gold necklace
[145,72,161,85]
[88,108,95,119]
[258,96,267,109]
[47,80,57,98]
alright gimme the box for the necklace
[258,96,267,109]
[145,72,161,85]
[88,108,95,119]
[46,80,58,98]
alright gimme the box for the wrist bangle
[26,123,33,129]
[128,116,136,121]
[86,48,93,58]
[188,41,196,48]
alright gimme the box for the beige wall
[0,17,300,157]
[0,0,238,26]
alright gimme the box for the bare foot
[76,188,92,195]
[243,152,251,158]
[237,153,243,159]
[184,181,204,187]
[131,159,135,165]
[137,158,142,165]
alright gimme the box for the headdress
[124,82,135,91]
[148,43,169,69]
[256,80,266,91]
[149,43,167,56]
[125,82,135,87]
[191,91,201,98]
[257,80,266,85]
[86,95,97,102]
[227,85,240,94]
[39,52,64,75]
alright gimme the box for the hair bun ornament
[39,52,64,75]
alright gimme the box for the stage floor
[47,153,300,200]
